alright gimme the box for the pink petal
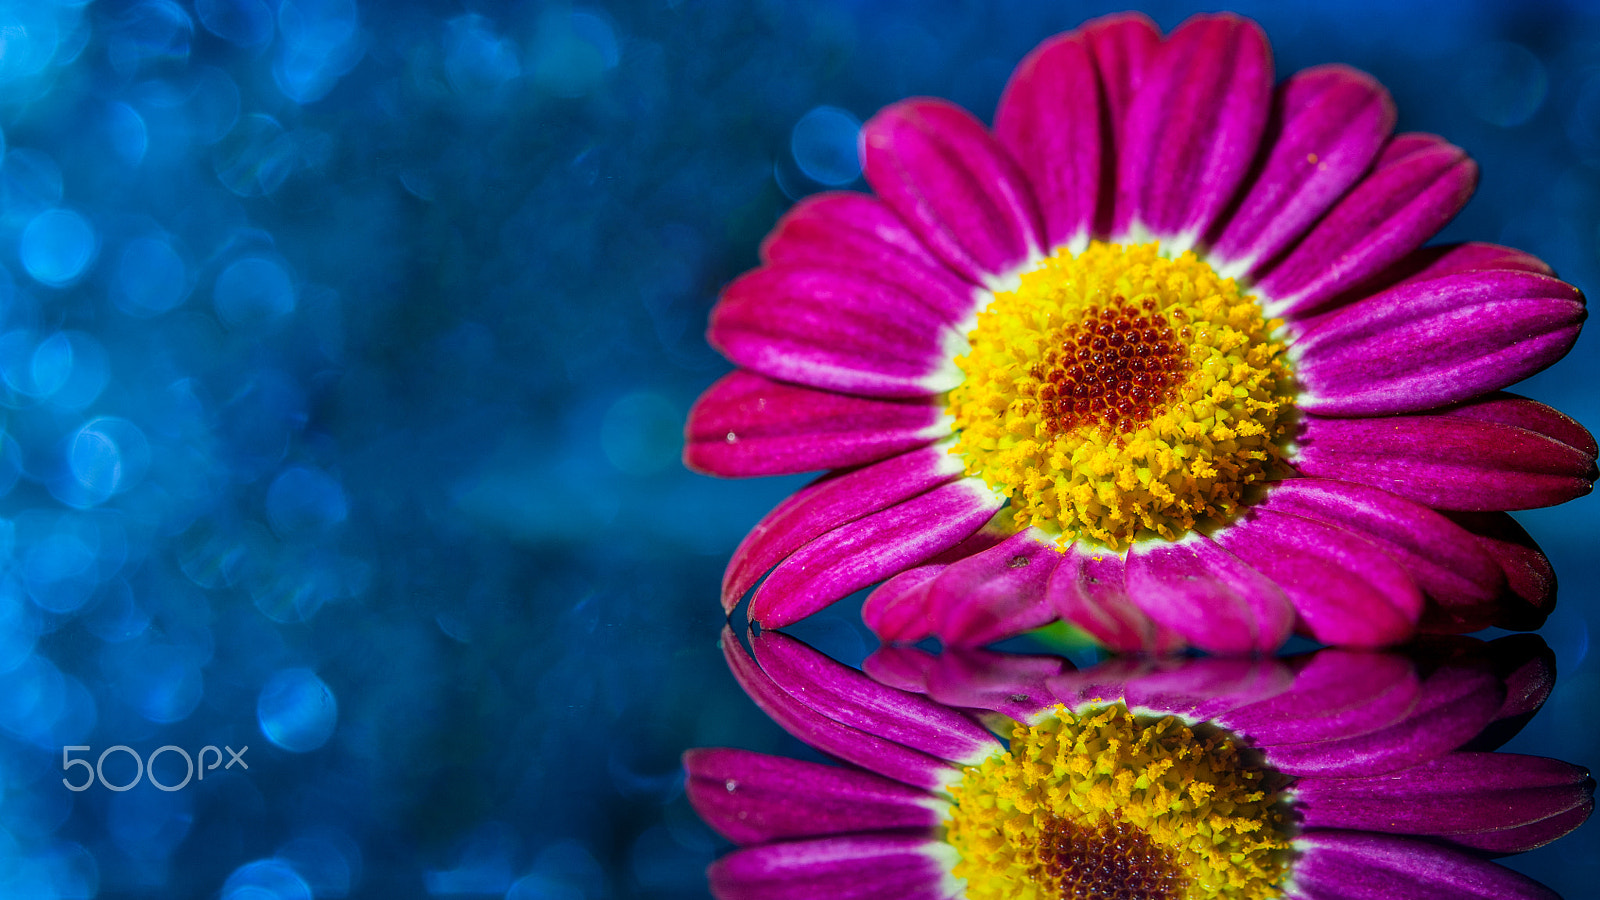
[1219,650,1422,746]
[861,98,1043,286]
[1441,803,1593,856]
[1290,832,1562,900]
[1257,133,1478,318]
[1257,662,1502,776]
[1384,241,1554,288]
[1295,752,1593,854]
[760,190,950,273]
[1084,12,1162,123]
[1439,390,1597,456]
[709,265,965,399]
[861,565,945,644]
[1215,509,1423,647]
[1294,407,1597,511]
[995,30,1101,251]
[708,835,956,900]
[921,528,1062,647]
[721,628,957,791]
[861,527,1012,643]
[685,370,947,478]
[1045,543,1186,653]
[1446,512,1557,631]
[1492,632,1558,702]
[1261,478,1505,622]
[760,191,985,319]
[1081,12,1161,236]
[1209,65,1395,273]
[1292,269,1586,416]
[1114,13,1272,248]
[1122,657,1297,723]
[1464,634,1558,751]
[924,647,1073,722]
[1046,657,1151,711]
[1373,132,1442,166]
[751,630,1002,765]
[722,444,966,611]
[749,478,1004,628]
[860,644,938,694]
[1083,12,1162,126]
[1124,534,1296,653]
[685,748,943,845]
[1304,242,1556,328]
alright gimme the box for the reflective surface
[691,628,1590,899]
[0,1,1593,898]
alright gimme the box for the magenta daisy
[686,11,1596,653]
[688,628,1593,899]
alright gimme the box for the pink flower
[687,12,1594,653]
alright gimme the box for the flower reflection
[688,628,1592,899]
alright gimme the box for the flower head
[687,12,1596,653]
[688,628,1593,899]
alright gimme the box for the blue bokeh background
[0,0,1594,897]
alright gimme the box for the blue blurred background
[0,0,1594,897]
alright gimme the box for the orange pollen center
[1029,296,1192,435]
[1035,814,1187,900]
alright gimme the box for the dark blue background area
[0,0,1594,897]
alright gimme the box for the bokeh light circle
[197,0,275,47]
[0,575,40,673]
[23,531,96,614]
[257,668,337,752]
[214,114,293,197]
[67,416,151,504]
[1461,41,1548,128]
[444,15,522,96]
[277,829,359,899]
[0,149,63,225]
[532,9,617,98]
[20,209,97,286]
[791,106,862,185]
[214,257,295,329]
[222,858,313,900]
[107,102,149,166]
[0,4,62,84]
[132,655,205,724]
[266,466,348,536]
[600,392,681,476]
[39,332,110,411]
[115,236,189,316]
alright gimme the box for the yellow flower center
[946,703,1293,900]
[948,241,1296,549]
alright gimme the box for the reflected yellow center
[947,241,1296,549]
[946,703,1292,900]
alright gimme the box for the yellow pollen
[946,703,1293,900]
[947,241,1296,549]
